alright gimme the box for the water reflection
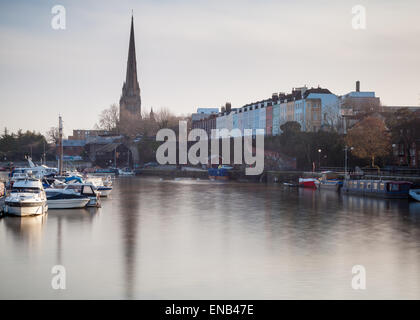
[116,178,140,299]
[2,214,47,248]
[1,177,420,299]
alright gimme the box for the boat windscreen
[11,187,40,193]
[82,186,95,195]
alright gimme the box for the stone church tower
[119,15,141,127]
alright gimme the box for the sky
[0,0,419,136]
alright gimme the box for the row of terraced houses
[192,81,381,137]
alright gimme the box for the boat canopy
[64,176,83,184]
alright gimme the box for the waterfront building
[384,107,420,168]
[243,106,250,135]
[232,111,238,132]
[265,103,273,136]
[258,103,266,135]
[340,81,381,132]
[85,135,132,167]
[278,99,289,133]
[191,108,219,122]
[215,113,226,133]
[229,98,272,136]
[392,140,420,167]
[236,108,243,135]
[272,102,280,135]
[191,114,217,138]
[271,86,339,133]
[303,87,339,132]
[68,129,110,140]
[62,139,86,158]
[192,82,389,138]
[286,99,294,122]
[215,110,236,137]
[119,15,142,128]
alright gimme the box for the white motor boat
[85,176,113,197]
[10,157,58,181]
[96,185,112,197]
[52,175,112,198]
[409,189,420,202]
[3,178,48,216]
[118,168,135,176]
[59,183,101,207]
[45,189,90,209]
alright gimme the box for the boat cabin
[342,179,412,199]
[11,179,44,193]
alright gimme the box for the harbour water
[1,177,420,299]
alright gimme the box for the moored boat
[58,183,101,207]
[208,168,230,181]
[45,189,90,209]
[93,168,118,176]
[318,171,343,191]
[342,179,412,199]
[3,178,48,216]
[409,189,420,202]
[85,176,113,197]
[319,179,343,191]
[298,178,319,189]
[118,168,135,176]
[95,186,112,197]
[283,182,298,187]
[0,181,5,197]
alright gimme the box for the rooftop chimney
[356,81,360,92]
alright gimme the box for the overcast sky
[1,0,419,135]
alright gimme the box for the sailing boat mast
[58,115,63,175]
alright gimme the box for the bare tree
[45,127,60,145]
[322,103,341,131]
[345,115,390,168]
[95,104,119,131]
[155,108,173,130]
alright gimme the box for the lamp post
[114,146,117,168]
[345,146,354,178]
[392,144,396,164]
[318,148,322,171]
[345,145,348,178]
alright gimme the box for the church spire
[120,13,142,127]
[125,14,139,93]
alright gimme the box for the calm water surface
[1,177,420,299]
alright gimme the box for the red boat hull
[299,178,319,189]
